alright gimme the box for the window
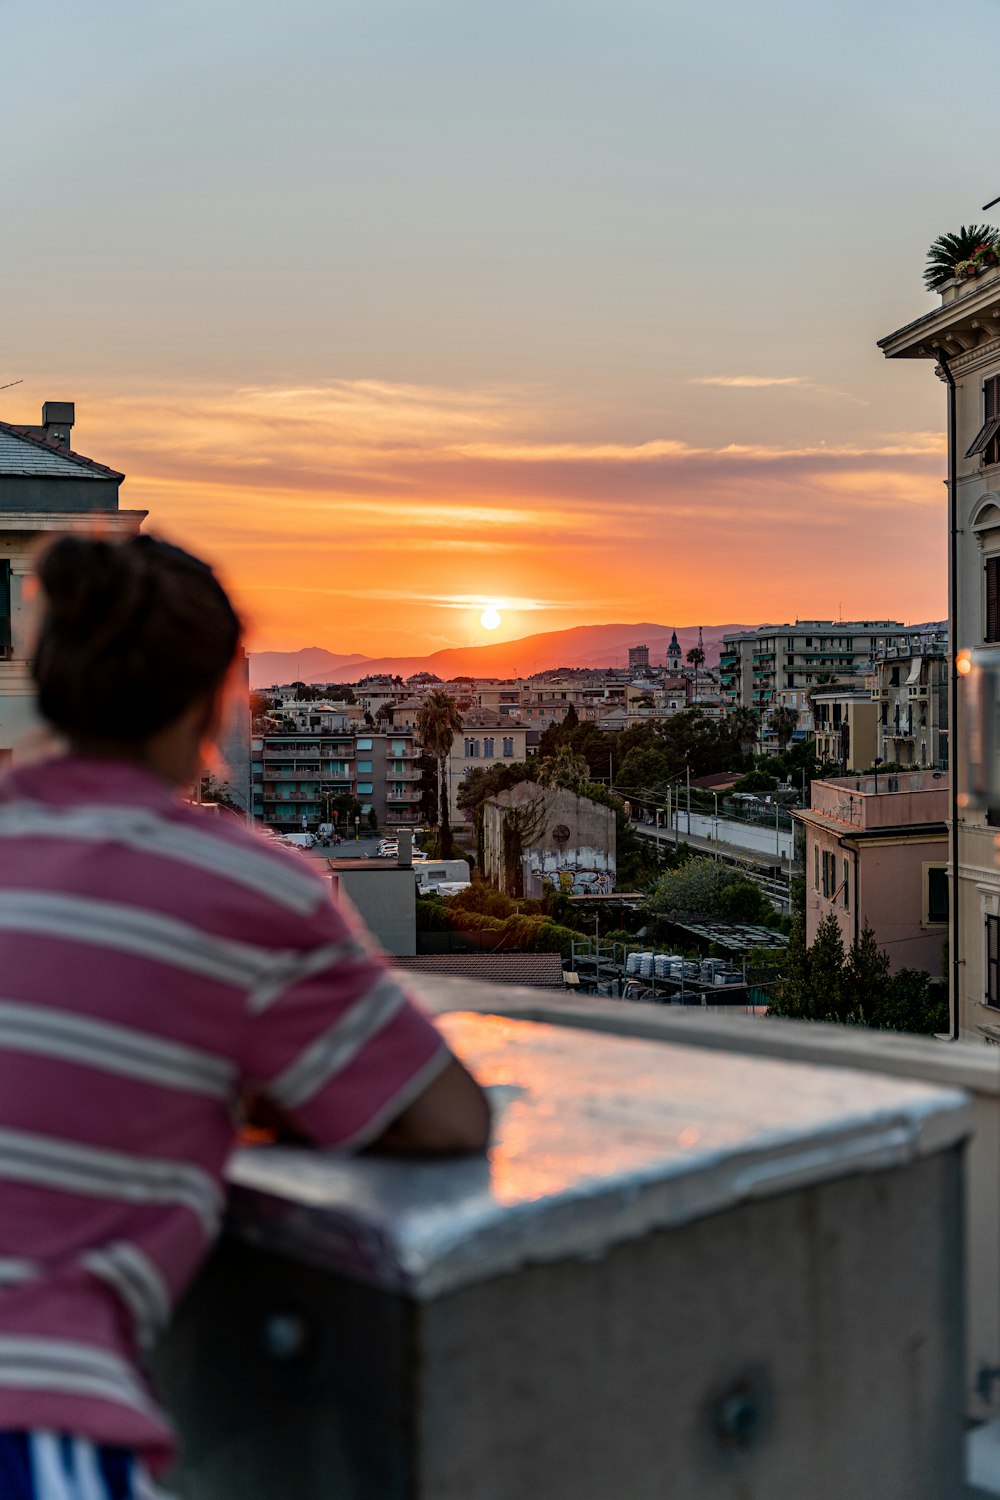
[483,737,495,757]
[814,845,820,890]
[967,376,1000,465]
[356,738,373,751]
[0,560,9,659]
[842,857,850,911]
[503,737,514,757]
[464,738,479,757]
[988,915,1000,1009]
[987,555,1000,643]
[357,760,373,773]
[357,782,373,795]
[926,867,948,925]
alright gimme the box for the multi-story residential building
[867,633,949,772]
[878,263,1000,1036]
[0,401,145,762]
[719,622,908,731]
[793,772,949,976]
[252,729,421,832]
[628,644,650,670]
[446,722,540,824]
[812,691,879,772]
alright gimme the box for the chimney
[41,401,74,448]
[396,830,413,868]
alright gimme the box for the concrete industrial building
[482,783,617,897]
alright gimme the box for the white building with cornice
[880,262,1000,1039]
[0,401,146,764]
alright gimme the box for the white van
[282,832,315,849]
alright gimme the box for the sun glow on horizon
[480,606,502,630]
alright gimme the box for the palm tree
[768,705,798,751]
[416,689,464,856]
[686,646,705,700]
[729,705,760,763]
[924,225,999,290]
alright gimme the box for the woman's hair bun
[32,533,241,742]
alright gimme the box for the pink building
[794,771,949,975]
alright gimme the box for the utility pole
[686,763,691,834]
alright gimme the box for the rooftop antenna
[0,379,23,394]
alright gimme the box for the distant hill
[249,622,755,688]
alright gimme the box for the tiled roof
[0,423,124,480]
[392,952,566,988]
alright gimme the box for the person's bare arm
[243,1055,490,1156]
[367,1054,491,1155]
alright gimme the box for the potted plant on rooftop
[925,224,1000,290]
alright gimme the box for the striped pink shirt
[0,757,449,1472]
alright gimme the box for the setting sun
[480,606,502,631]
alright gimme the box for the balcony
[387,791,422,804]
[151,987,992,1499]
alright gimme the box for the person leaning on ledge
[0,532,489,1500]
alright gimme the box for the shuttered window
[0,561,9,659]
[970,377,1000,465]
[988,915,1000,1009]
[987,556,1000,643]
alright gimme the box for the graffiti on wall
[553,868,613,896]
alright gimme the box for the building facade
[719,621,909,732]
[812,691,879,772]
[252,729,421,831]
[446,722,539,824]
[0,402,145,761]
[880,263,1000,1036]
[868,632,949,773]
[794,772,949,976]
[483,783,617,897]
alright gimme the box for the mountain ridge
[249,622,753,687]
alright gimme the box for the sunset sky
[3,0,995,655]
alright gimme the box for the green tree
[729,706,760,765]
[538,746,590,793]
[768,706,798,752]
[416,689,464,857]
[686,645,705,699]
[924,224,1000,290]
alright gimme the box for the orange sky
[59,378,948,656]
[6,0,980,658]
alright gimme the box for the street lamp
[872,756,884,795]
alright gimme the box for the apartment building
[868,633,949,772]
[252,729,421,831]
[812,691,879,772]
[446,722,540,824]
[720,623,908,733]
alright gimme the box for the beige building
[720,621,908,750]
[0,402,145,763]
[868,632,949,772]
[445,721,538,824]
[812,691,879,771]
[880,261,1000,1036]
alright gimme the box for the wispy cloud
[692,375,806,388]
[691,375,868,406]
[62,377,945,652]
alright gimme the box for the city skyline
[5,0,994,652]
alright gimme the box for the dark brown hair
[32,534,242,742]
